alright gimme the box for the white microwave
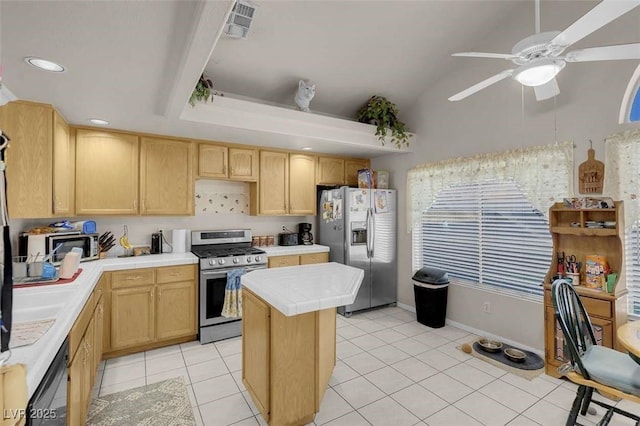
[18,232,100,265]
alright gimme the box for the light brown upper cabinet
[345,158,370,186]
[76,129,139,215]
[289,153,316,215]
[229,147,258,181]
[254,150,288,215]
[0,100,75,218]
[316,156,345,185]
[198,143,258,182]
[53,110,75,216]
[317,156,370,187]
[250,151,316,216]
[140,137,194,215]
[198,144,227,178]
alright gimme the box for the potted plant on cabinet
[357,95,411,148]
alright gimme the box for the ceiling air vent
[224,1,256,39]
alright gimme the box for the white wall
[11,180,315,256]
[372,1,639,350]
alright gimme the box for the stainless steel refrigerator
[318,187,397,316]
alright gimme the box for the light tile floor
[94,306,640,425]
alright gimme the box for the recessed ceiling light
[24,57,65,73]
[302,147,313,150]
[89,118,109,125]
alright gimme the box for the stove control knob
[246,257,253,263]
[255,256,261,262]
[233,258,240,264]
[218,259,225,265]
[209,259,215,266]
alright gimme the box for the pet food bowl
[477,338,503,353]
[504,348,527,363]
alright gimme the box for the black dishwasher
[26,337,68,425]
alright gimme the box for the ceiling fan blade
[565,43,640,62]
[551,0,640,53]
[452,52,517,60]
[448,70,514,101]
[534,79,560,101]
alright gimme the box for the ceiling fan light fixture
[513,59,565,87]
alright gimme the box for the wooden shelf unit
[543,201,628,377]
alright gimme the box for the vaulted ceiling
[1,1,637,157]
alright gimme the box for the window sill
[448,277,543,304]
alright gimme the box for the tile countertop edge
[241,262,364,317]
[11,252,198,399]
[260,244,330,256]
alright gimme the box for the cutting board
[578,148,604,194]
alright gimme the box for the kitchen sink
[12,287,76,322]
[13,304,65,323]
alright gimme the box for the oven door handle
[200,270,227,277]
[200,266,265,277]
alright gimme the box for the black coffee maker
[298,223,313,245]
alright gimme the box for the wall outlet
[483,301,491,313]
[282,225,286,232]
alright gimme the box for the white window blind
[627,223,640,316]
[419,180,552,297]
[603,129,640,317]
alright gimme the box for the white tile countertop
[241,262,364,316]
[9,253,198,399]
[260,244,329,257]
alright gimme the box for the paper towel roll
[60,251,81,279]
[172,229,187,253]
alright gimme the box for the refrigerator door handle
[366,207,373,258]
[370,209,375,258]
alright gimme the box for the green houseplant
[189,74,214,106]
[357,95,411,148]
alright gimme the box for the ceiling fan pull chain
[535,0,540,34]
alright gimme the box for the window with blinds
[627,223,640,316]
[417,180,552,297]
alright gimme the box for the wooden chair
[551,279,640,426]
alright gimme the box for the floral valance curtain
[406,141,574,233]
[603,129,640,228]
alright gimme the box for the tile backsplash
[195,181,248,215]
[11,180,316,257]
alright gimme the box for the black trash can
[413,267,449,328]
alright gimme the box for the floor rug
[459,340,545,381]
[86,378,196,426]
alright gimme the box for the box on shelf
[358,169,376,189]
[585,255,609,290]
[375,170,389,189]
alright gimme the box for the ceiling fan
[449,0,640,102]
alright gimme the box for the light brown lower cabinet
[103,264,197,357]
[267,252,329,268]
[243,288,336,425]
[67,276,104,426]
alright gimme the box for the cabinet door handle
[133,199,137,210]
[125,276,142,281]
[150,290,154,300]
[158,290,162,298]
[142,199,146,212]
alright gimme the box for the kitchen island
[241,262,363,426]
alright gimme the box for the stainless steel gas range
[191,229,267,344]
